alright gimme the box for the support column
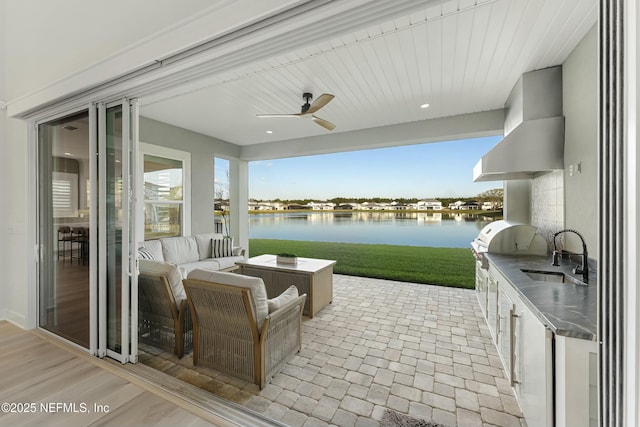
[229,158,249,255]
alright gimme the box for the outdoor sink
[520,269,588,286]
[521,269,567,283]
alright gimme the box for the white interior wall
[3,0,238,99]
[0,0,7,320]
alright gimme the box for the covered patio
[139,275,524,427]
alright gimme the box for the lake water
[248,211,494,248]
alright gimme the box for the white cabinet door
[555,335,598,427]
[497,287,514,379]
[487,272,498,340]
[513,300,554,427]
[476,265,488,316]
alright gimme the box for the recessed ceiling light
[63,125,78,131]
[266,130,273,134]
[64,152,72,156]
[420,103,430,109]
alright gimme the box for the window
[140,144,190,239]
[52,171,78,217]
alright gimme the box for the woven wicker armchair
[138,271,193,358]
[184,271,306,389]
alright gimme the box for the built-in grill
[471,220,548,270]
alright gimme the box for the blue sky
[216,136,502,200]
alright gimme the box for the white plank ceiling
[140,0,597,146]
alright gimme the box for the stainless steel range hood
[473,67,564,182]
[473,116,564,181]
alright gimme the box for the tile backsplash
[531,170,564,250]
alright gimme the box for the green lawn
[249,239,475,289]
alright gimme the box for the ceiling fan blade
[256,113,302,118]
[306,93,334,114]
[312,116,336,131]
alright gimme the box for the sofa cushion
[212,237,234,258]
[268,285,299,313]
[194,232,224,260]
[209,255,244,270]
[161,236,199,264]
[142,240,164,262]
[187,269,269,329]
[179,260,222,276]
[138,259,186,308]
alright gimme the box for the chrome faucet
[552,229,589,283]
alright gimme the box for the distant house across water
[460,200,481,210]
[413,199,442,210]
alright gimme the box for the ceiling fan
[256,92,336,130]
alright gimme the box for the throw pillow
[212,237,233,258]
[137,247,155,260]
[267,285,299,313]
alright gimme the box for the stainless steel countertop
[485,253,597,341]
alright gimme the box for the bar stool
[57,226,72,261]
[72,227,89,264]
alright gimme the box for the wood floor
[42,255,90,348]
[0,321,267,427]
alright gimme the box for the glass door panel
[37,111,91,349]
[99,100,138,363]
[105,104,124,355]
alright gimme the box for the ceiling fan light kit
[257,92,336,130]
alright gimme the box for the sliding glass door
[37,111,91,348]
[37,99,138,363]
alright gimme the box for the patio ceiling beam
[239,109,505,161]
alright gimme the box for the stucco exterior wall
[529,25,597,257]
[562,25,598,256]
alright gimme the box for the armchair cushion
[139,259,186,307]
[187,269,269,328]
[268,285,299,313]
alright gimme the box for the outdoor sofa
[137,233,245,358]
[138,233,245,275]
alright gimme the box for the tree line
[249,188,503,206]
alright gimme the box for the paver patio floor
[139,274,526,427]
